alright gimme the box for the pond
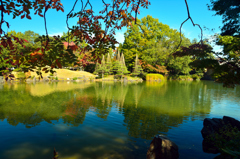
[0,81,240,159]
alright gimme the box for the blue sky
[4,0,223,50]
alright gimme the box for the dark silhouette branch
[135,0,141,25]
[0,0,6,36]
[173,0,203,53]
[44,0,53,51]
[66,0,79,47]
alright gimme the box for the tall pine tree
[132,54,143,77]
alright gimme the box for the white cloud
[49,32,63,37]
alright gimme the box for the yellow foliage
[146,74,165,81]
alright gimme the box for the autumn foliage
[0,0,151,75]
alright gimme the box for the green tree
[208,0,240,36]
[168,56,192,75]
[132,54,143,77]
[173,35,240,87]
[120,15,191,72]
[112,51,122,75]
[106,53,113,75]
[112,51,129,79]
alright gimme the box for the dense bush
[191,73,204,80]
[146,74,165,81]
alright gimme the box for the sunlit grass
[30,69,96,80]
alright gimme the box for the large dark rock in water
[147,135,179,159]
[201,116,240,154]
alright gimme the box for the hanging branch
[44,0,53,51]
[176,0,203,51]
[66,0,79,47]
[0,0,6,36]
[99,0,118,45]
[135,0,141,25]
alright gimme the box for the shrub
[146,74,165,81]
[15,72,26,81]
[55,77,58,80]
[192,73,204,80]
[114,75,121,80]
[139,72,147,80]
[72,77,78,80]
[177,75,193,81]
[191,74,199,80]
[89,76,95,80]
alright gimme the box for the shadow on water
[0,81,239,158]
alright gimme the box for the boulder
[147,135,179,159]
[223,116,240,131]
[26,78,32,83]
[201,116,240,154]
[43,77,49,82]
[0,76,4,83]
[33,77,36,83]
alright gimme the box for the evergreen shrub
[178,75,192,80]
[146,74,165,81]
[139,72,147,80]
[114,75,121,80]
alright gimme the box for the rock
[43,77,49,82]
[201,118,224,138]
[201,116,240,154]
[33,77,36,83]
[223,116,240,131]
[0,76,4,83]
[26,78,32,83]
[147,135,179,159]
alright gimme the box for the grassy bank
[13,69,95,80]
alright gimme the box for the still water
[0,81,239,159]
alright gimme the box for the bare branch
[43,0,53,52]
[174,0,203,53]
[0,0,6,36]
[135,0,141,24]
[66,0,79,46]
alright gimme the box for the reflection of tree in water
[0,81,239,138]
[123,105,184,139]
[128,84,144,108]
[94,82,113,120]
[62,95,93,126]
[0,85,83,128]
[94,82,129,115]
[121,81,215,139]
[114,83,129,110]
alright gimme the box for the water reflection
[0,81,222,133]
[0,81,240,158]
